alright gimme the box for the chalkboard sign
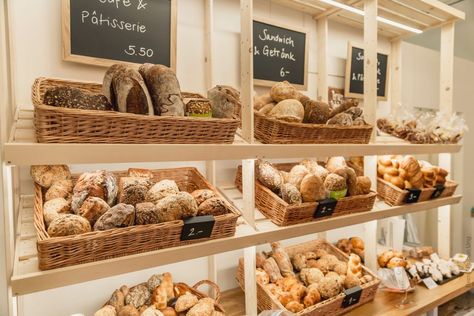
[345,43,389,100]
[180,215,215,241]
[62,0,177,69]
[253,19,308,89]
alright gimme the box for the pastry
[263,257,283,282]
[113,66,154,115]
[45,179,73,201]
[386,257,407,268]
[47,214,91,237]
[285,301,304,313]
[399,156,424,189]
[256,160,283,192]
[44,86,114,111]
[118,177,152,206]
[278,292,293,307]
[197,197,229,216]
[300,173,326,202]
[118,305,140,316]
[350,237,365,258]
[275,276,298,291]
[191,189,216,205]
[139,63,184,116]
[268,99,304,123]
[135,202,160,225]
[71,170,118,213]
[107,289,125,312]
[287,165,309,190]
[186,298,214,316]
[327,112,353,126]
[271,242,295,277]
[333,262,348,275]
[270,81,299,102]
[94,305,117,316]
[185,98,212,117]
[280,183,302,205]
[43,197,71,227]
[254,93,273,110]
[94,203,135,231]
[303,286,321,307]
[344,272,361,289]
[77,196,110,226]
[160,307,177,316]
[347,253,363,278]
[258,102,276,115]
[30,165,71,189]
[159,272,174,299]
[303,99,331,124]
[145,180,180,204]
[155,192,198,222]
[127,168,154,180]
[207,85,240,118]
[125,283,150,309]
[256,268,270,285]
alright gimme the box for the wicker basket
[32,77,240,144]
[377,178,458,206]
[34,167,240,270]
[254,112,373,144]
[237,239,380,315]
[235,163,377,226]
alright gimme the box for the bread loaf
[268,99,304,123]
[31,165,71,188]
[175,293,198,312]
[280,183,302,205]
[114,67,154,115]
[71,170,118,213]
[77,196,110,226]
[43,86,114,111]
[47,214,91,237]
[125,283,150,309]
[326,157,347,173]
[271,242,295,277]
[43,197,71,227]
[45,179,73,201]
[118,177,152,206]
[94,203,135,231]
[303,99,331,124]
[263,257,283,282]
[127,168,154,180]
[197,197,229,216]
[145,180,179,204]
[94,305,117,316]
[270,81,299,102]
[191,189,216,205]
[155,192,198,222]
[399,155,423,189]
[103,63,127,105]
[207,85,240,118]
[256,160,283,192]
[185,98,212,117]
[135,202,159,225]
[186,298,214,316]
[300,173,326,202]
[288,165,309,190]
[254,93,273,110]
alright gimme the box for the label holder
[180,215,215,241]
[314,198,337,218]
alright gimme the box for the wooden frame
[344,41,390,101]
[252,16,309,90]
[61,0,177,70]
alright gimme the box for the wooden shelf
[220,272,474,316]
[4,108,462,165]
[11,193,461,295]
[272,0,465,40]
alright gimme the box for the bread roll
[288,165,309,190]
[77,196,110,226]
[347,253,363,278]
[94,305,117,316]
[256,268,270,285]
[145,180,179,204]
[155,192,198,222]
[135,202,159,225]
[139,63,184,116]
[30,165,71,188]
[94,203,135,231]
[354,176,372,195]
[327,112,353,126]
[174,293,198,312]
[344,272,361,289]
[300,173,326,202]
[268,99,304,123]
[317,275,342,299]
[45,179,73,201]
[43,197,71,227]
[140,306,163,316]
[254,93,273,110]
[207,85,240,118]
[124,284,150,309]
[324,174,347,192]
[256,160,283,192]
[186,298,214,316]
[258,102,275,115]
[118,305,139,316]
[47,214,91,237]
[107,289,125,312]
[326,157,347,173]
[118,177,152,206]
[197,197,229,216]
[191,189,216,205]
[71,170,118,213]
[280,183,302,205]
[270,81,299,102]
[303,287,321,307]
[43,86,114,111]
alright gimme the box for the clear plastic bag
[259,311,296,316]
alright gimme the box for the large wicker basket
[377,178,458,206]
[235,163,377,226]
[34,167,240,270]
[254,112,373,144]
[32,77,240,144]
[237,239,380,315]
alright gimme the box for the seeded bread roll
[207,85,240,119]
[125,283,150,309]
[71,170,118,213]
[113,67,154,115]
[127,168,154,179]
[190,189,216,205]
[256,160,283,192]
[43,86,114,111]
[45,179,73,201]
[155,192,198,222]
[145,179,179,204]
[139,63,184,116]
[43,197,71,227]
[30,165,71,188]
[94,203,135,231]
[47,214,91,237]
[77,196,110,226]
[185,98,212,117]
[280,183,302,205]
[118,177,153,206]
[197,197,229,216]
[135,202,160,225]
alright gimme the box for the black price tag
[341,286,362,308]
[314,198,337,218]
[431,184,445,199]
[180,215,215,241]
[405,188,421,203]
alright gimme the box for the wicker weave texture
[34,167,240,270]
[32,77,239,144]
[235,164,376,226]
[237,239,380,315]
[254,112,373,144]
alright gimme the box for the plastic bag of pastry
[258,310,296,316]
[377,267,411,291]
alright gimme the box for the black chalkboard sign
[62,0,176,68]
[253,19,308,88]
[180,215,215,241]
[314,198,337,218]
[345,43,389,100]
[405,188,421,203]
[341,286,363,308]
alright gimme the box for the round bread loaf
[155,192,198,222]
[270,81,299,102]
[300,174,326,202]
[43,197,71,227]
[30,165,71,188]
[191,189,216,205]
[324,173,347,191]
[303,99,331,124]
[254,93,273,110]
[280,183,302,205]
[135,202,160,225]
[77,196,110,226]
[118,176,153,206]
[256,160,283,192]
[145,180,179,204]
[94,203,135,231]
[71,170,118,213]
[47,214,91,237]
[268,99,304,123]
[125,283,150,309]
[288,165,309,190]
[197,197,229,216]
[258,102,275,115]
[45,179,73,201]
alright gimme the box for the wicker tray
[235,163,377,226]
[237,239,380,315]
[377,178,458,206]
[32,77,240,144]
[254,112,373,144]
[34,167,240,270]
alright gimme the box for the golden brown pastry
[263,257,283,282]
[285,301,304,313]
[344,272,361,289]
[271,242,295,277]
[300,173,326,202]
[377,250,403,268]
[347,253,363,278]
[270,81,299,102]
[386,257,407,268]
[256,268,270,285]
[45,179,73,201]
[399,155,423,189]
[275,276,299,292]
[303,286,321,307]
[278,292,293,307]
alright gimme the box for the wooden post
[316,17,328,102]
[240,0,254,143]
[390,39,402,115]
[244,246,257,316]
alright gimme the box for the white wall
[5,0,472,315]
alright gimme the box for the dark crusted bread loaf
[118,177,152,206]
[103,63,127,105]
[207,85,241,118]
[43,86,114,111]
[94,203,135,231]
[113,67,154,115]
[71,170,118,213]
[139,63,185,116]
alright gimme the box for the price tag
[314,198,337,218]
[431,184,445,199]
[405,188,421,203]
[180,215,215,241]
[341,286,362,308]
[422,277,439,289]
[408,266,418,278]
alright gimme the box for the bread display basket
[235,163,377,226]
[254,111,373,144]
[376,178,458,206]
[236,239,380,315]
[32,77,240,144]
[34,167,240,270]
